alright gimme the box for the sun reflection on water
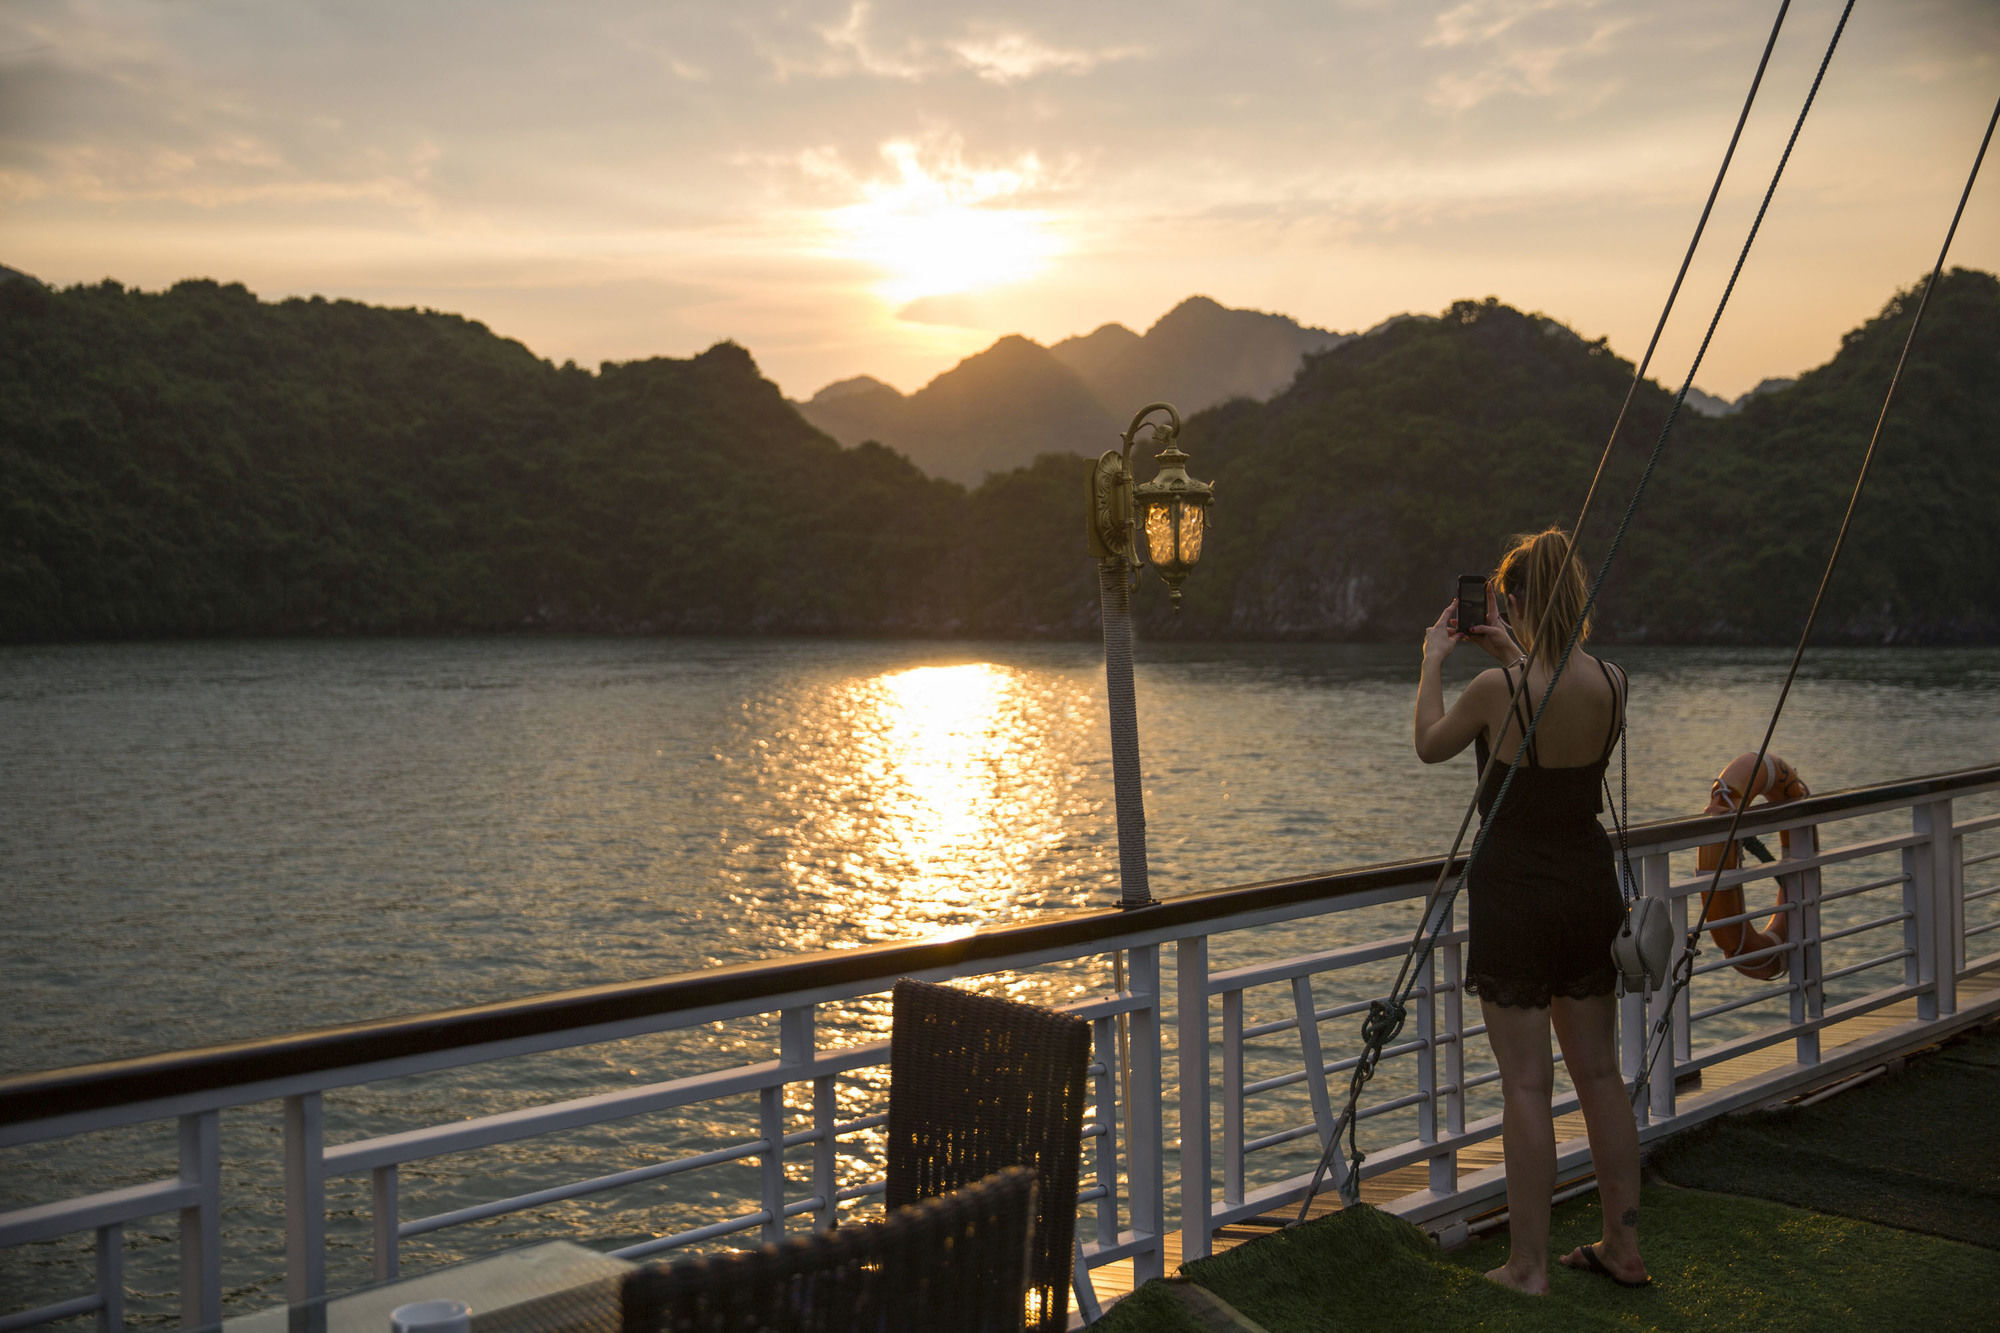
[725,662,1107,956]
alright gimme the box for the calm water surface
[4,637,1999,1318]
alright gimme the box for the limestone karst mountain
[796,297,1350,484]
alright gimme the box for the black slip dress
[1464,658,1628,1010]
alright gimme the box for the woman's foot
[1483,1263,1549,1295]
[1560,1242,1650,1287]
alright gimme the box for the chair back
[886,979,1091,1333]
[621,1166,1036,1333]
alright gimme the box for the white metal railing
[1172,770,2000,1261]
[3,766,1997,1330]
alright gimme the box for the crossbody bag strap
[1600,661,1637,908]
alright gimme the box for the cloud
[1427,0,1586,48]
[783,131,1063,214]
[761,2,1146,86]
[945,31,1147,85]
[808,1,928,81]
[1421,0,1636,111]
[0,9,452,215]
[4,0,1995,401]
[894,292,995,326]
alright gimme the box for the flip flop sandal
[1569,1243,1653,1288]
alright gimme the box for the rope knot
[1361,998,1406,1051]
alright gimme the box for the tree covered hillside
[1,269,1993,644]
[0,278,965,638]
[1618,267,2000,643]
[1139,269,1999,644]
[1165,298,1673,639]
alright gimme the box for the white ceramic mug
[390,1299,471,1333]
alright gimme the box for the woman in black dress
[1412,527,1650,1293]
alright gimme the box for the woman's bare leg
[1550,992,1648,1282]
[1480,999,1555,1294]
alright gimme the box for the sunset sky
[4,0,1995,401]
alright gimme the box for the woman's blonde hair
[1493,527,1590,655]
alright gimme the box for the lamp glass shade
[1177,501,1205,567]
[1143,498,1178,569]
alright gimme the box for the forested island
[3,267,1995,644]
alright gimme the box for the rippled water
[3,637,1999,1320]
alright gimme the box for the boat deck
[1086,970,2000,1307]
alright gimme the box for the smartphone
[1456,574,1486,635]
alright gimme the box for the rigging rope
[1301,0,1846,1217]
[1629,87,2000,1107]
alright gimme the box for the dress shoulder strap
[1502,662,1539,767]
[1595,658,1627,763]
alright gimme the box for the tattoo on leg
[1621,1207,1639,1227]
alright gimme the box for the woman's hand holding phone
[1467,584,1524,664]
[1424,601,1462,663]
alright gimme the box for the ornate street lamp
[1087,404,1215,608]
[1133,439,1213,609]
[1084,403,1215,909]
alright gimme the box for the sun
[829,142,1065,305]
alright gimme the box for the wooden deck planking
[1082,969,1999,1303]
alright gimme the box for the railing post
[1903,842,1923,995]
[1221,989,1244,1210]
[1089,1015,1120,1248]
[1418,943,1447,1195]
[1176,936,1212,1263]
[1790,821,1823,1065]
[372,1165,399,1279]
[1292,976,1333,1147]
[1913,800,1957,1019]
[1953,830,1967,976]
[1643,852,1678,1121]
[176,1111,221,1329]
[781,999,833,1234]
[766,1006,812,1244]
[283,1093,326,1305]
[1441,898,1465,1155]
[1619,960,1648,1128]
[811,1072,837,1232]
[95,1224,124,1333]
[1126,944,1165,1285]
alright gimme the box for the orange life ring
[1695,753,1815,980]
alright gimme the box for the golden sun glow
[731,659,1107,961]
[828,142,1064,305]
[865,663,1011,886]
[763,663,1063,942]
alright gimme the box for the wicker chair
[620,1166,1037,1333]
[886,979,1092,1333]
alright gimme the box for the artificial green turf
[1089,1280,1215,1332]
[1649,1026,2000,1248]
[1099,1026,2000,1329]
[1454,1185,2000,1330]
[1098,1186,2000,1332]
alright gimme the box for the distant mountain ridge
[1684,376,1800,417]
[796,296,1349,483]
[5,266,1994,644]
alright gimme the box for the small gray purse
[1613,894,1672,997]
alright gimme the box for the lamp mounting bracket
[1086,403,1184,566]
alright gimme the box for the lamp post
[1085,403,1215,910]
[1087,405,1212,1264]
